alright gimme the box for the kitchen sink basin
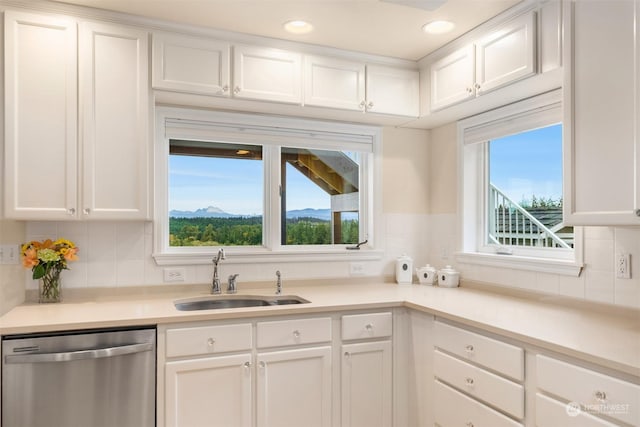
[174,295,310,311]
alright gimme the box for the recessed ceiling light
[283,20,314,34]
[422,20,455,35]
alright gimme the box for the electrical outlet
[0,245,20,265]
[616,253,631,279]
[349,262,365,276]
[163,268,186,282]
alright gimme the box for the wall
[427,123,640,309]
[21,127,431,293]
[0,220,26,315]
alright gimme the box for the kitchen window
[458,90,583,275]
[153,108,382,265]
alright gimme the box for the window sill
[455,252,583,277]
[153,249,385,266]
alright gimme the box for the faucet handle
[227,274,239,294]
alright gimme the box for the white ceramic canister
[438,265,460,288]
[416,264,437,285]
[395,254,413,284]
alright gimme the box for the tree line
[169,216,358,246]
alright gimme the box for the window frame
[457,90,584,276]
[153,107,384,265]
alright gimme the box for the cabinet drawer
[536,355,640,426]
[434,321,524,381]
[257,317,331,348]
[342,312,392,340]
[166,323,252,358]
[535,393,619,427]
[434,380,522,427]
[434,350,524,419]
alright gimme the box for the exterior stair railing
[489,184,571,249]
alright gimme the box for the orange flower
[21,247,39,269]
[63,247,79,262]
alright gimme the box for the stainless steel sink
[174,295,310,311]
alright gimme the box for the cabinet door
[304,55,366,111]
[429,45,475,111]
[564,0,640,225]
[475,12,537,94]
[79,22,150,219]
[365,65,419,117]
[233,44,302,104]
[257,346,332,427]
[165,354,252,427]
[4,11,78,219]
[342,341,392,427]
[152,32,230,96]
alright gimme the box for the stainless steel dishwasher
[2,326,156,427]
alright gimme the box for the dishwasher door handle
[4,341,153,364]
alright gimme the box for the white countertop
[1,281,639,377]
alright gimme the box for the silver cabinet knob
[474,83,481,90]
[234,86,241,94]
[635,209,640,217]
[243,361,251,369]
[344,351,350,359]
[207,338,215,347]
[365,323,374,332]
[465,344,474,353]
[466,87,473,94]
[594,390,607,402]
[359,100,366,110]
[465,377,475,386]
[292,330,301,339]
[222,84,229,93]
[366,101,374,110]
[83,208,91,215]
[67,208,76,215]
[466,423,474,427]
[259,361,266,369]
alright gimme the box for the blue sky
[169,156,329,214]
[489,124,563,205]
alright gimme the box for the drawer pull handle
[594,390,607,402]
[465,344,474,353]
[207,338,215,347]
[292,330,301,339]
[465,377,474,386]
[365,323,374,332]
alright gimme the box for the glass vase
[39,266,63,303]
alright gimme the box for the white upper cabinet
[564,0,640,225]
[429,11,537,112]
[304,55,366,111]
[365,65,419,117]
[475,12,536,94]
[79,22,150,220]
[304,55,418,116]
[4,11,78,220]
[233,44,302,104]
[430,45,475,111]
[4,12,150,221]
[152,32,230,96]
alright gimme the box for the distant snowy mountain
[169,206,239,218]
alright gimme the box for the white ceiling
[53,0,520,61]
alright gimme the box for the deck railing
[489,184,572,249]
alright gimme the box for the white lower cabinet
[257,347,332,427]
[536,354,640,426]
[341,341,392,427]
[341,312,393,427]
[433,320,524,427]
[165,353,252,427]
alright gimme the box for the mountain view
[169,206,358,246]
[170,206,333,220]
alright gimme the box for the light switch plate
[0,245,20,265]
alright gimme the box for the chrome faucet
[211,248,225,294]
[275,270,282,295]
[227,274,239,294]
